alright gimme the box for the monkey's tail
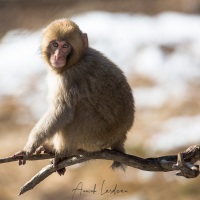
[111,161,126,171]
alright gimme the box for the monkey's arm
[14,105,75,164]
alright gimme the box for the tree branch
[1,145,200,195]
[0,153,54,164]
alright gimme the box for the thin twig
[0,154,54,164]
[19,164,54,195]
[19,155,90,195]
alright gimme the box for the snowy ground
[0,11,200,151]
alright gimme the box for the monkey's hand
[13,150,31,165]
[13,142,38,165]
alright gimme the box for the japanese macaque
[14,19,134,175]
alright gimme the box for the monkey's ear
[82,33,88,48]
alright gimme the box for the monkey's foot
[57,168,66,176]
[51,157,66,176]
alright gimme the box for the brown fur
[21,19,134,170]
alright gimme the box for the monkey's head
[41,19,88,72]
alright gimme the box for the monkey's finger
[14,151,26,165]
[22,156,27,165]
[22,152,31,165]
[18,155,26,165]
[19,159,23,166]
[22,154,29,165]
[14,150,25,157]
[35,146,44,155]
[19,158,25,165]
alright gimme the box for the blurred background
[1,0,200,199]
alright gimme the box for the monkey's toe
[57,168,66,176]
[111,161,126,171]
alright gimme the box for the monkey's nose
[55,55,60,61]
[54,50,62,60]
[54,54,62,61]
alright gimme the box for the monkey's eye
[63,43,70,48]
[52,42,58,48]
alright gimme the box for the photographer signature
[72,180,128,199]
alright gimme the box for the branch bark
[1,145,200,195]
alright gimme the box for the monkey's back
[57,48,134,152]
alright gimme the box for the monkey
[14,19,134,175]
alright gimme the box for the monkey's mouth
[51,59,66,68]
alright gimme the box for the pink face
[49,40,71,68]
